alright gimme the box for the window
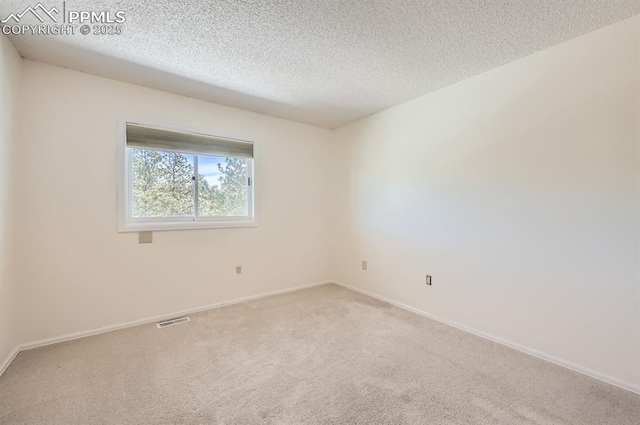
[118,122,255,231]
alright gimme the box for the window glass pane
[131,148,194,218]
[198,155,248,217]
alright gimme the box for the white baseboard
[1,280,331,375]
[332,280,640,395]
[5,279,639,396]
[0,346,20,378]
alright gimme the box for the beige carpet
[0,284,638,424]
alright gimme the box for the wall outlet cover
[138,231,153,244]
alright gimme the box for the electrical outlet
[426,275,432,286]
[362,260,368,271]
[236,266,242,274]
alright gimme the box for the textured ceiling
[2,1,639,128]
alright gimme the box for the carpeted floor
[0,284,638,424]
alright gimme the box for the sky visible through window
[188,155,225,187]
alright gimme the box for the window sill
[118,220,257,233]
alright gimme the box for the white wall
[14,61,334,344]
[331,15,640,392]
[0,34,21,368]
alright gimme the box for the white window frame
[117,118,257,232]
